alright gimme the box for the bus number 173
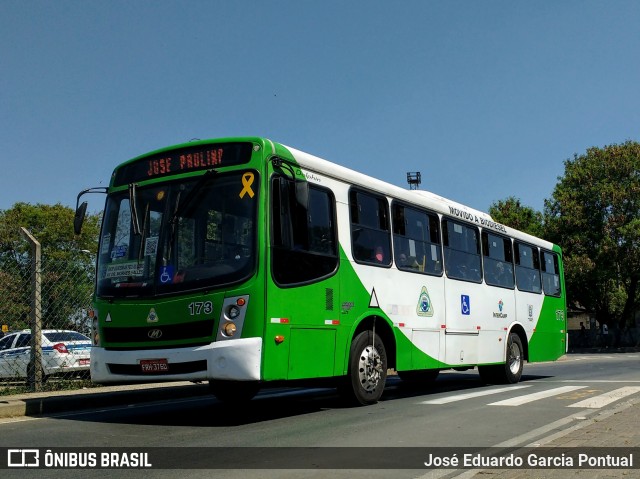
[188,301,213,316]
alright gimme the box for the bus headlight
[90,311,100,347]
[217,295,249,341]
[227,305,241,320]
[222,322,237,337]
[92,318,100,346]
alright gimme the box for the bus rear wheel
[504,333,524,382]
[339,331,387,406]
[478,333,524,384]
[209,380,260,403]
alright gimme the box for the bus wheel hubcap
[508,342,521,375]
[358,345,382,392]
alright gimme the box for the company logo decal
[416,286,434,317]
[147,308,159,323]
[493,300,508,319]
[341,301,354,314]
[148,329,163,339]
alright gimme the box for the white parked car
[0,329,91,379]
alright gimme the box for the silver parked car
[0,330,91,379]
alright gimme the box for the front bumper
[90,337,262,383]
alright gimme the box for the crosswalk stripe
[488,385,587,406]
[419,385,530,404]
[567,386,640,409]
[559,380,640,383]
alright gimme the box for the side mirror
[73,186,108,235]
[74,201,88,235]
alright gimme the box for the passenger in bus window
[494,261,509,287]
[531,272,541,293]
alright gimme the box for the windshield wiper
[129,183,142,236]
[137,202,150,265]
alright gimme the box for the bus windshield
[96,171,258,297]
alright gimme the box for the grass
[0,375,96,396]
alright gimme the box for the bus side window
[443,219,482,283]
[271,177,338,285]
[392,202,442,275]
[515,242,541,293]
[541,250,561,297]
[350,190,391,267]
[482,232,514,289]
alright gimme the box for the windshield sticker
[239,172,255,199]
[111,245,128,260]
[144,236,159,256]
[105,261,144,279]
[100,234,111,255]
[159,265,174,284]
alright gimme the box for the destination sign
[113,142,254,186]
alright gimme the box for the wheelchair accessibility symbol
[461,295,470,315]
[159,265,174,284]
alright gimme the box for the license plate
[140,359,169,373]
[79,358,90,366]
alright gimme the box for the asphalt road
[1,353,639,479]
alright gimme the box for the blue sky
[2,1,639,216]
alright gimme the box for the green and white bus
[75,137,566,405]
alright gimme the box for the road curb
[0,382,211,419]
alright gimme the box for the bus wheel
[504,333,524,383]
[340,331,387,406]
[478,333,523,384]
[209,380,260,403]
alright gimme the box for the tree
[544,141,640,331]
[0,203,101,332]
[488,196,544,238]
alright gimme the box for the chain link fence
[0,229,95,392]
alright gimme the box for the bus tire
[339,331,387,406]
[503,333,524,383]
[209,380,260,403]
[478,333,524,384]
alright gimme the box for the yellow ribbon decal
[239,172,255,199]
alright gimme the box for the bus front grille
[102,320,215,344]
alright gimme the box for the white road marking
[419,385,530,404]
[559,379,640,383]
[487,385,587,406]
[567,386,640,409]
